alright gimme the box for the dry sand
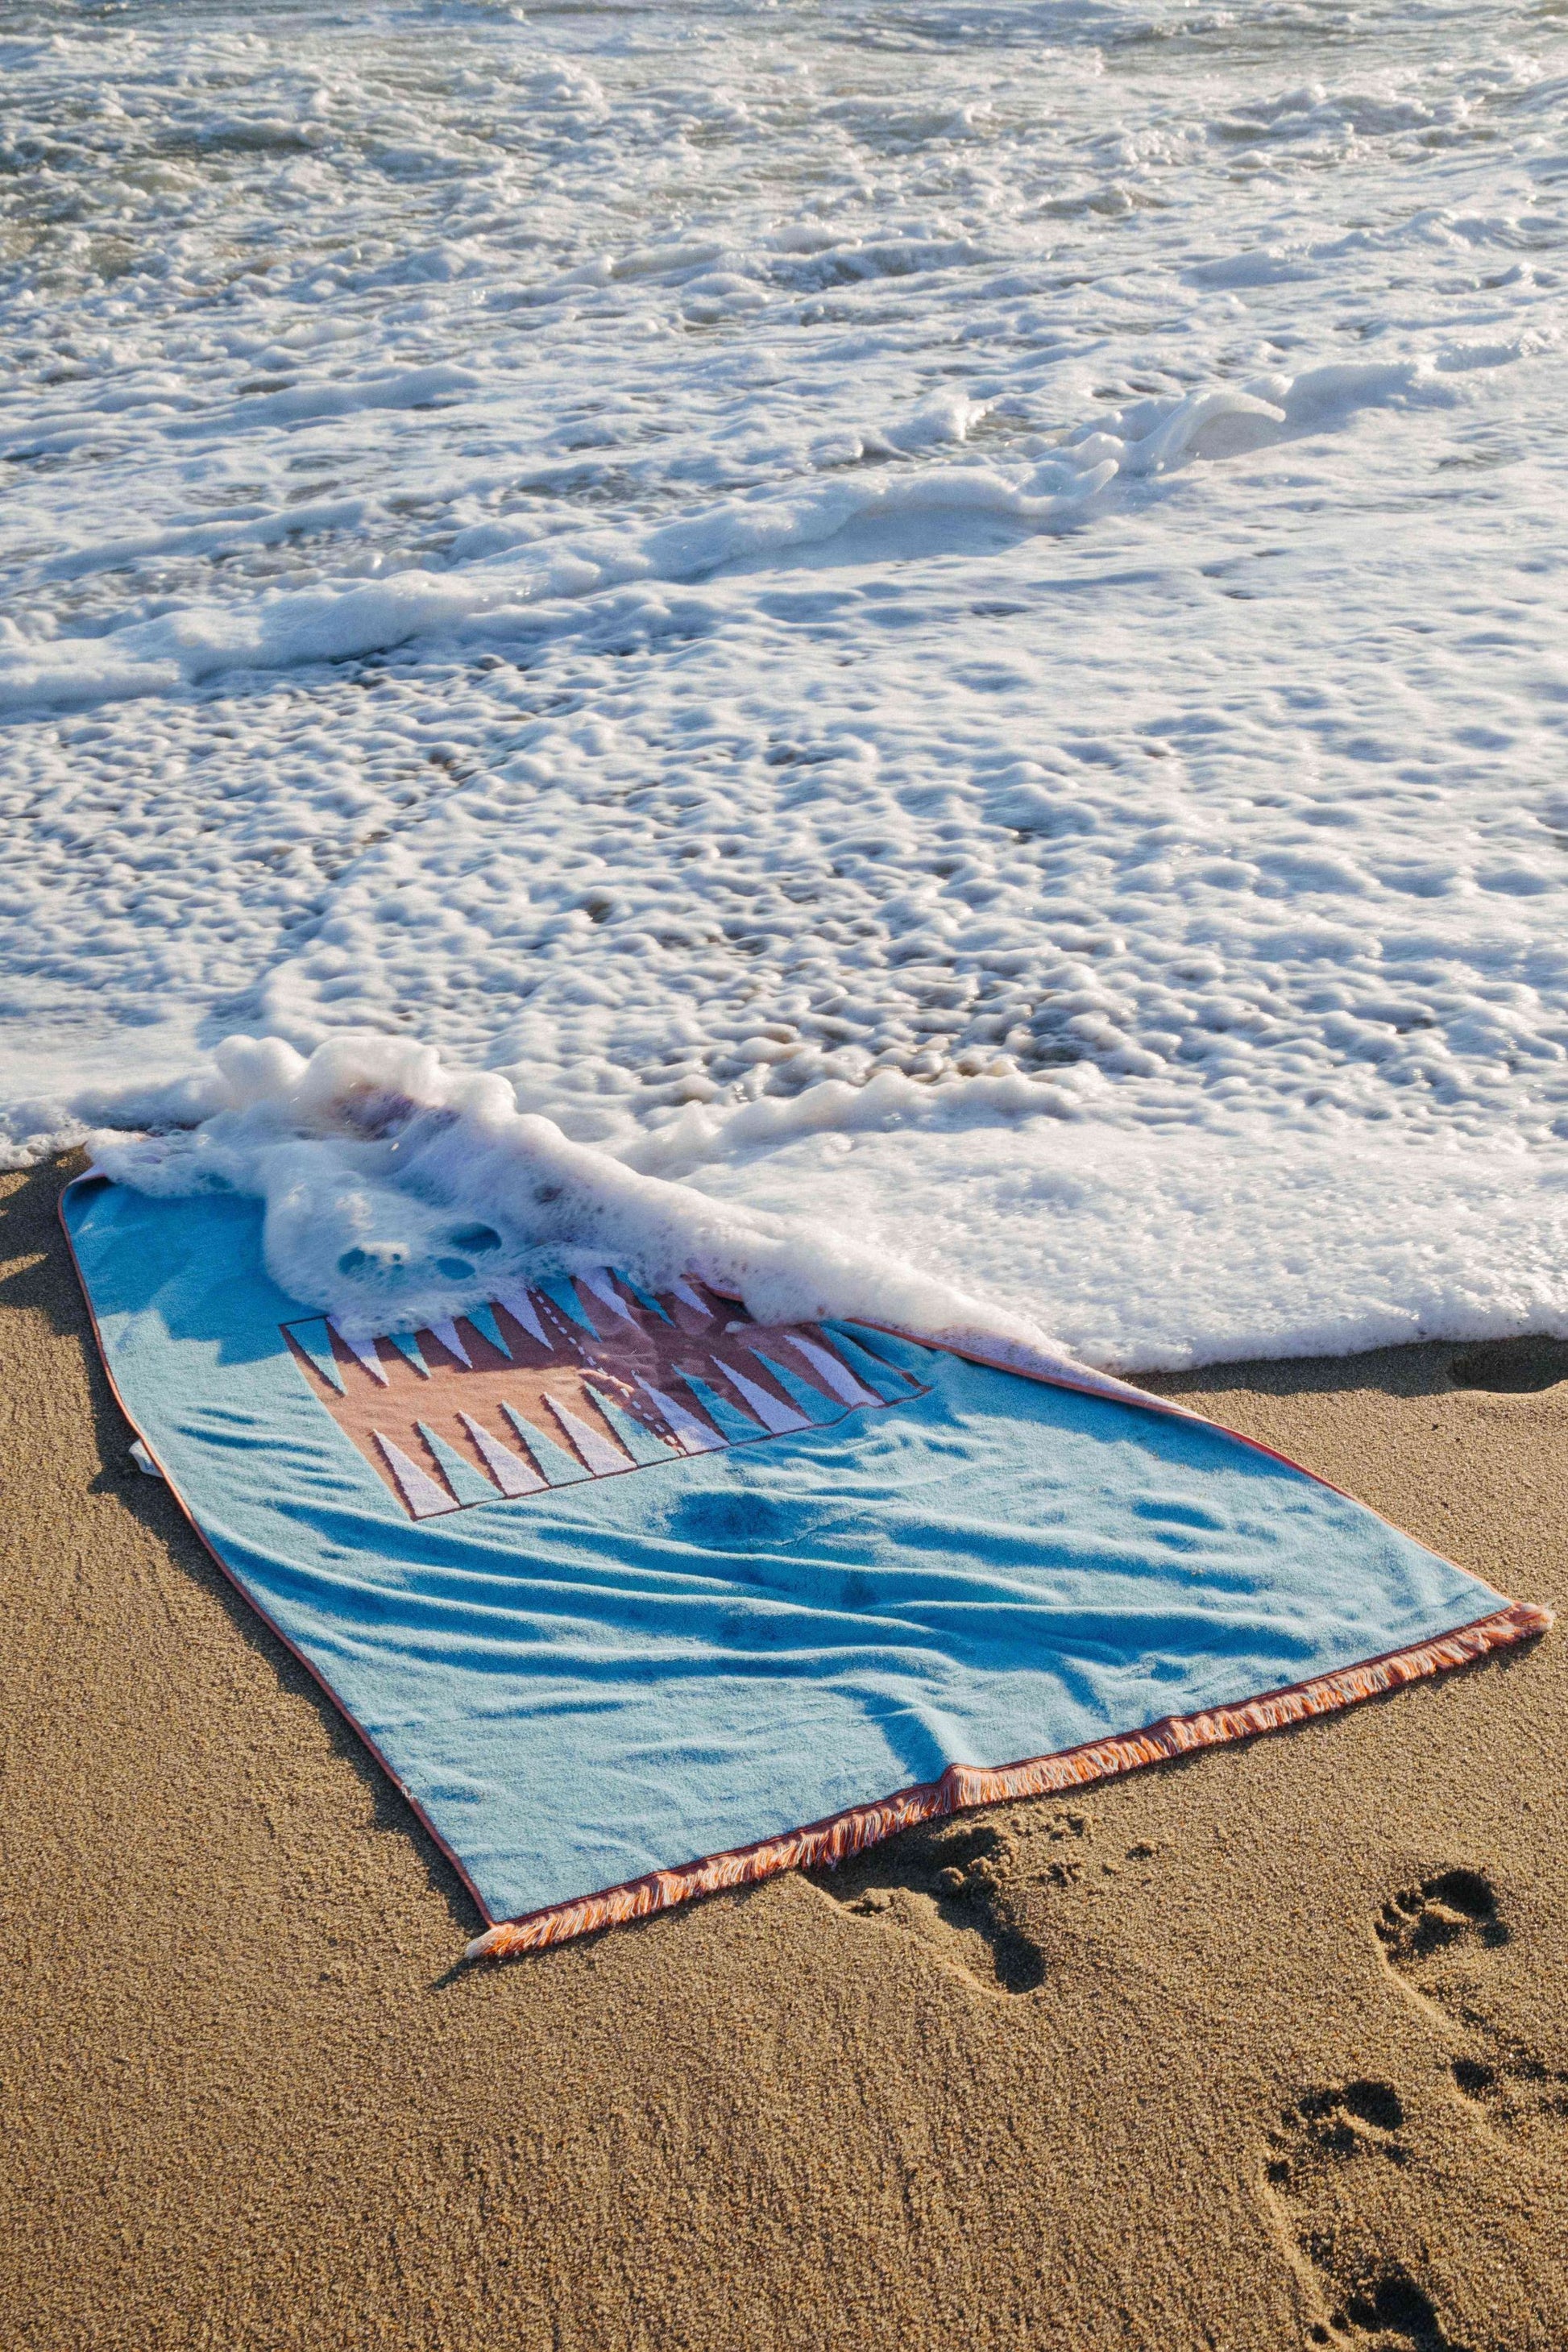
[3,1154,1566,2352]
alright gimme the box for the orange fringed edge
[466,1597,1552,1960]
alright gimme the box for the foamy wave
[6,0,1565,1379]
[81,1031,1568,1379]
[0,361,1447,717]
[87,1034,1060,1360]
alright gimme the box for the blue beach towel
[63,1174,1547,1956]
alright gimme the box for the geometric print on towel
[282,1269,931,1520]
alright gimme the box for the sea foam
[88,1031,1060,1362]
[6,0,1568,1371]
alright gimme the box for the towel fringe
[466,1598,1552,1960]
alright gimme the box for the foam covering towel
[63,1176,1547,1956]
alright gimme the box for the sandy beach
[8,0,1568,2341]
[2,1151,1562,2351]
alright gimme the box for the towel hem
[466,1599,1553,1958]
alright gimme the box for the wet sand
[3,1155,1565,2351]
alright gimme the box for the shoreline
[4,1153,1564,2350]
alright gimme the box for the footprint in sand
[1262,2081,1471,2350]
[810,1817,1048,1996]
[1376,1868,1568,2151]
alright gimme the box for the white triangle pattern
[577,1266,637,1323]
[545,1393,633,1478]
[330,1319,389,1385]
[426,1316,472,1367]
[458,1411,546,1498]
[492,1285,552,1348]
[373,1430,458,1517]
[637,1379,726,1454]
[716,1363,810,1436]
[778,1331,879,1408]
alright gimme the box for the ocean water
[6,0,1568,1367]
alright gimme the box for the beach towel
[63,1173,1549,1957]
